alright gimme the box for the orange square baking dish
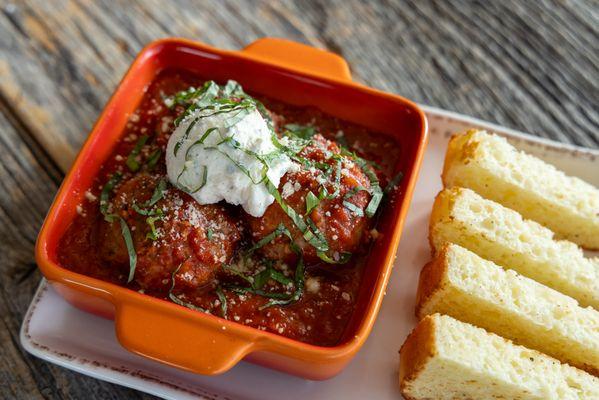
[36,38,428,380]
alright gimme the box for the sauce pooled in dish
[58,70,402,346]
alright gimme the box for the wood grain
[0,0,596,398]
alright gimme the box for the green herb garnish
[198,127,219,145]
[365,187,383,217]
[174,118,199,156]
[171,81,219,125]
[126,135,149,172]
[224,225,304,309]
[284,124,316,140]
[99,172,137,281]
[344,185,368,200]
[146,149,162,170]
[265,179,328,252]
[223,80,244,97]
[252,261,293,289]
[148,178,167,206]
[176,164,208,194]
[260,258,304,310]
[145,214,162,240]
[316,251,352,264]
[216,286,227,318]
[168,263,207,312]
[384,171,404,195]
[341,148,384,218]
[222,264,254,286]
[99,172,122,222]
[131,203,154,216]
[119,217,137,283]
[252,267,272,290]
[246,223,287,254]
[305,191,319,215]
[343,200,364,217]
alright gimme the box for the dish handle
[242,38,352,82]
[115,301,256,375]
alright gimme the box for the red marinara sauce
[57,69,401,347]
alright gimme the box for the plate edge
[421,105,599,157]
[19,280,222,400]
[19,107,599,400]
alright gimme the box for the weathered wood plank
[0,0,596,175]
[0,94,157,399]
[0,0,597,398]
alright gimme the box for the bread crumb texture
[443,130,599,249]
[417,243,599,375]
[429,187,599,309]
[400,314,599,400]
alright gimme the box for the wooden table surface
[0,0,597,398]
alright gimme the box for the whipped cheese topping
[166,107,297,217]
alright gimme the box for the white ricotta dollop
[166,107,296,217]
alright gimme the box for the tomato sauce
[57,69,401,346]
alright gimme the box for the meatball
[98,173,242,292]
[248,135,372,264]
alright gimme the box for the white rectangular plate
[20,106,599,400]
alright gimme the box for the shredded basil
[98,173,138,282]
[318,186,329,200]
[284,124,316,140]
[206,229,214,241]
[314,159,342,201]
[227,285,291,300]
[252,267,272,290]
[344,185,368,200]
[384,171,404,195]
[160,80,405,316]
[118,217,137,283]
[330,159,342,198]
[126,135,149,172]
[343,200,364,217]
[366,186,383,218]
[174,117,199,156]
[193,165,208,193]
[198,127,219,145]
[175,103,252,130]
[145,214,162,240]
[305,216,326,245]
[340,149,384,218]
[223,80,244,97]
[168,263,207,312]
[223,264,254,286]
[174,109,237,157]
[130,179,166,220]
[317,250,352,264]
[265,179,328,252]
[252,262,293,289]
[177,164,207,193]
[305,191,319,215]
[171,81,220,125]
[216,286,227,318]
[223,106,252,128]
[213,148,268,185]
[148,178,167,206]
[146,149,162,170]
[259,258,304,310]
[131,203,154,216]
[224,225,304,309]
[269,268,293,286]
[99,172,122,222]
[246,223,288,254]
